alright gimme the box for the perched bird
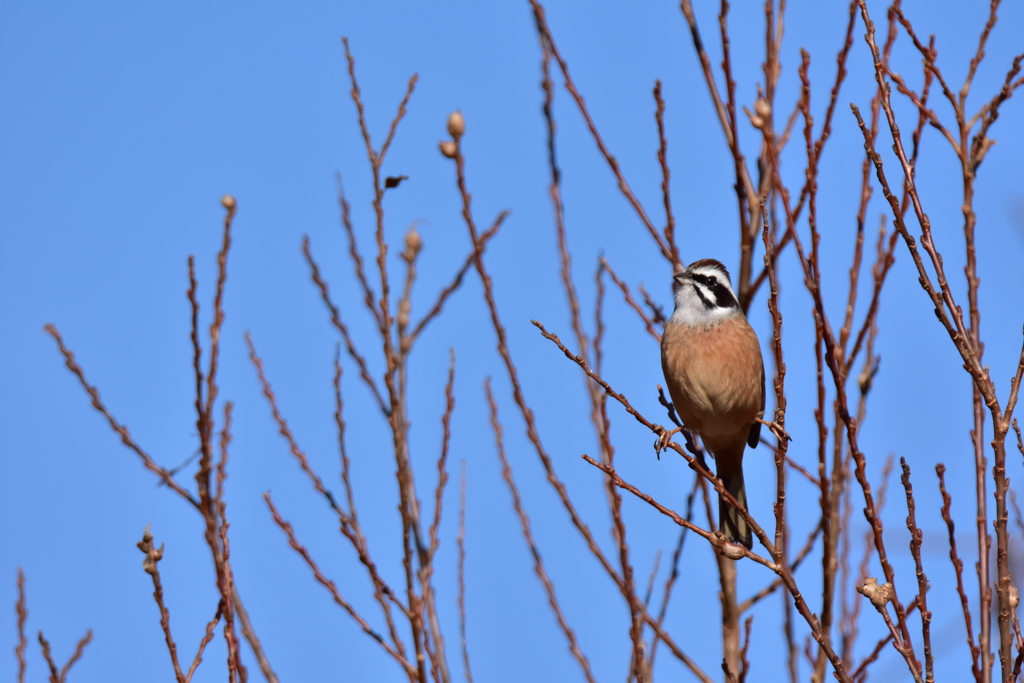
[661,259,764,549]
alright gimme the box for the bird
[660,258,764,549]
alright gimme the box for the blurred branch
[486,380,598,683]
[264,492,418,677]
[43,324,200,507]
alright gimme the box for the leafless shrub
[32,1,1024,681]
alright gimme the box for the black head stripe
[691,281,713,309]
[687,258,731,283]
[708,278,738,310]
[690,272,738,310]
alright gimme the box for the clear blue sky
[3,1,1024,681]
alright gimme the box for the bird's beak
[673,272,690,285]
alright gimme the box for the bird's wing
[747,359,765,449]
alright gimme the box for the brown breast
[660,317,764,443]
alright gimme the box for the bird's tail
[718,467,752,550]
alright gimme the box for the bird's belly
[661,320,762,441]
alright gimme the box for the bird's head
[670,258,741,327]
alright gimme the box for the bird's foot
[756,417,792,443]
[654,426,682,456]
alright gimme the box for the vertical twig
[16,569,27,683]
[937,464,983,683]
[900,459,934,682]
[486,380,598,683]
[457,461,474,683]
[138,527,186,683]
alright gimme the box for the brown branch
[38,632,58,683]
[341,37,378,166]
[648,474,700,671]
[854,4,1024,677]
[853,19,982,376]
[379,74,419,165]
[961,0,1002,107]
[760,195,788,560]
[851,597,921,682]
[775,448,819,487]
[638,283,667,327]
[445,103,710,683]
[1003,331,1024,429]
[738,519,823,613]
[762,39,917,674]
[738,616,754,683]
[211,406,242,683]
[334,349,360,527]
[536,34,645,676]
[185,604,223,683]
[486,380,597,683]
[247,333,407,652]
[302,237,389,415]
[247,333,346,521]
[584,455,853,682]
[444,116,629,600]
[677,0,758,280]
[937,464,983,683]
[407,215,506,347]
[416,353,457,683]
[900,459,934,682]
[891,8,960,120]
[654,80,680,268]
[600,257,661,342]
[457,462,474,683]
[883,65,959,152]
[202,196,235,467]
[138,527,186,682]
[642,551,662,609]
[231,586,278,683]
[57,631,92,683]
[43,324,199,507]
[335,174,383,330]
[529,0,671,263]
[972,54,1024,166]
[263,492,418,677]
[534,318,776,559]
[16,569,27,683]
[428,352,456,563]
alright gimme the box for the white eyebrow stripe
[693,281,715,306]
[690,268,737,299]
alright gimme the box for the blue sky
[3,1,1024,681]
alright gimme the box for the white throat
[669,281,741,328]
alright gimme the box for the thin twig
[529,0,671,262]
[486,380,597,683]
[600,257,661,342]
[407,216,506,347]
[738,520,823,613]
[138,527,186,683]
[457,461,474,683]
[16,569,27,683]
[584,455,852,682]
[43,325,199,507]
[937,464,982,682]
[248,333,407,651]
[263,492,418,677]
[901,459,934,682]
[302,237,389,416]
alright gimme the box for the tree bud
[447,110,465,140]
[439,140,458,158]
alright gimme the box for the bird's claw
[654,426,681,455]
[756,417,792,443]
